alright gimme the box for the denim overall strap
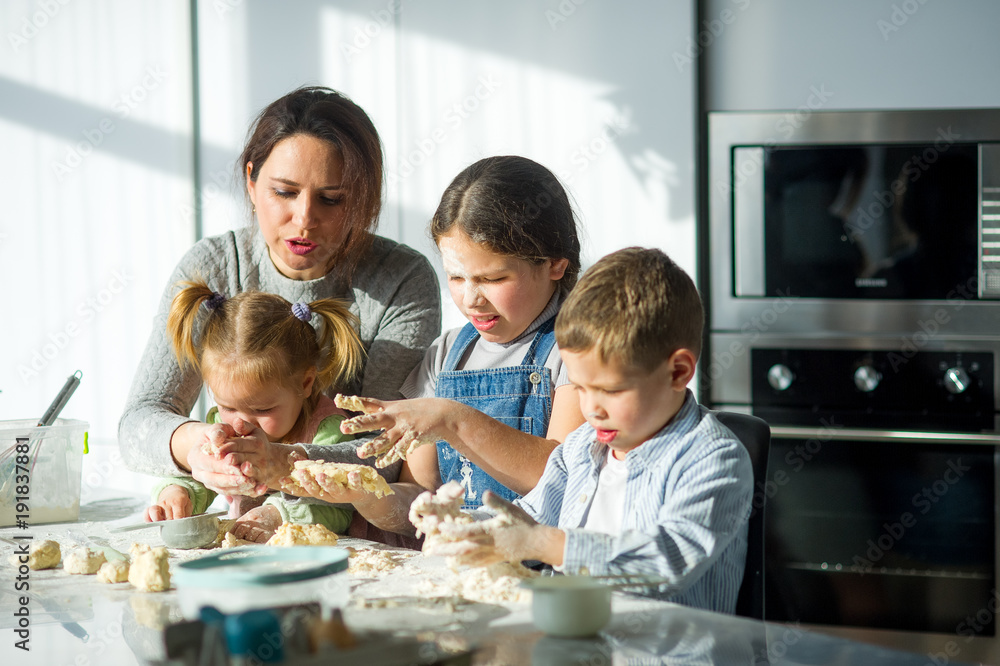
[436,317,558,509]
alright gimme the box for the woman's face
[247,134,350,281]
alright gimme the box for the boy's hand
[337,396,446,468]
[144,484,193,522]
[424,491,563,566]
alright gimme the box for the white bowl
[523,576,612,637]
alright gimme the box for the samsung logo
[855,278,888,288]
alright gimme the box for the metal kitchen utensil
[112,511,227,549]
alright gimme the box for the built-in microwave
[708,109,1000,341]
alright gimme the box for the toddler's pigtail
[166,280,222,370]
[309,298,365,392]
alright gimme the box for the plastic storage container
[0,418,88,527]
[174,546,350,619]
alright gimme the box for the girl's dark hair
[430,156,581,294]
[239,86,384,280]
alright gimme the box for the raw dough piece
[411,481,514,567]
[63,547,106,574]
[24,539,61,570]
[129,542,152,560]
[96,559,130,583]
[220,531,256,549]
[334,394,372,413]
[265,522,339,546]
[279,460,393,499]
[129,547,170,592]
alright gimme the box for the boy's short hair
[555,247,704,370]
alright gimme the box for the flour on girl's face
[437,229,561,344]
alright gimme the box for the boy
[426,247,754,614]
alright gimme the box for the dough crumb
[129,546,170,592]
[64,547,106,575]
[96,559,130,583]
[20,539,61,570]
[347,548,415,576]
[266,522,339,546]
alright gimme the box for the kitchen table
[0,489,991,665]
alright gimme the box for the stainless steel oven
[704,109,1000,636]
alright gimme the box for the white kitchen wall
[702,0,1000,111]
[1,1,695,491]
[0,0,193,490]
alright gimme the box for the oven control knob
[944,367,970,394]
[854,366,881,392]
[767,364,794,391]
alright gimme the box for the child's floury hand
[425,491,558,567]
[144,484,193,522]
[336,395,442,468]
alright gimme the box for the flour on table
[347,548,416,576]
[415,561,538,605]
[64,547,106,574]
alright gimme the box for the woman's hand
[144,484,193,522]
[338,396,458,468]
[231,504,283,543]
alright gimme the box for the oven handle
[769,425,1000,445]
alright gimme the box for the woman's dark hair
[430,156,581,294]
[239,86,383,279]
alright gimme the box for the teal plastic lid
[174,546,349,588]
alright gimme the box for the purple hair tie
[292,302,312,322]
[205,292,226,311]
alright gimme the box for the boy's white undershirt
[581,448,628,534]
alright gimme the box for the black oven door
[762,426,997,635]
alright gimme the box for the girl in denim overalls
[328,156,585,537]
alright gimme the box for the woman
[119,86,441,499]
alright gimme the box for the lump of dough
[25,539,61,570]
[281,460,393,499]
[64,547,106,575]
[128,546,170,592]
[129,542,152,560]
[334,393,371,413]
[220,532,256,549]
[266,522,339,546]
[96,559,130,583]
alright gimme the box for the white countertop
[0,489,991,665]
